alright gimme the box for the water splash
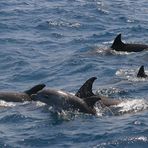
[0,100,15,107]
[94,96,148,116]
[110,50,132,55]
[35,101,46,107]
[117,99,148,114]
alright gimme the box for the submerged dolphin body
[0,84,45,102]
[75,77,121,107]
[137,66,147,78]
[111,34,148,52]
[32,77,101,115]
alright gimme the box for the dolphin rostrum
[32,77,101,115]
[0,84,45,102]
[111,34,148,52]
[137,65,147,78]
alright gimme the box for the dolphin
[32,77,101,115]
[111,34,148,52]
[75,77,121,107]
[0,84,45,102]
[137,65,147,78]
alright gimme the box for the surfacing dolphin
[0,84,45,102]
[111,34,148,52]
[137,65,147,78]
[32,77,101,115]
[75,77,121,107]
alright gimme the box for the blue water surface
[0,0,148,147]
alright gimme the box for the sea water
[0,0,148,147]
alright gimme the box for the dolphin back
[111,33,124,50]
[75,77,97,98]
[111,34,148,52]
[0,92,31,102]
[137,66,147,78]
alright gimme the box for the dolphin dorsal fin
[137,66,147,78]
[111,34,124,49]
[75,77,97,98]
[84,96,101,108]
[24,84,46,95]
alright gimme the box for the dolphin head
[31,89,73,110]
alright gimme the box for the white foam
[35,101,46,107]
[111,50,132,55]
[95,106,103,117]
[126,136,148,143]
[0,100,15,107]
[117,99,148,113]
